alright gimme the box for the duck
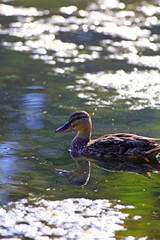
[55,111,160,164]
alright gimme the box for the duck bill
[55,121,72,133]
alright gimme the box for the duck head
[55,111,92,135]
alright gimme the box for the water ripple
[0,0,160,110]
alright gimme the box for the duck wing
[90,133,158,148]
[86,133,160,161]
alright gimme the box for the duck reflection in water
[55,151,90,187]
[55,150,160,186]
[55,111,160,186]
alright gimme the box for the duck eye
[70,116,81,124]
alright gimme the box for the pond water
[0,0,160,239]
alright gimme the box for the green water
[0,0,160,239]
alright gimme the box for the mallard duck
[55,111,160,163]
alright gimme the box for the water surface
[0,0,160,239]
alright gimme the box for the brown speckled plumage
[56,111,160,163]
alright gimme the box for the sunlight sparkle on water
[81,70,160,109]
[60,6,77,15]
[0,198,131,239]
[0,4,48,16]
[136,4,160,16]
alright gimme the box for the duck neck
[71,125,92,151]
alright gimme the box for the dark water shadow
[57,30,126,46]
[55,151,160,186]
